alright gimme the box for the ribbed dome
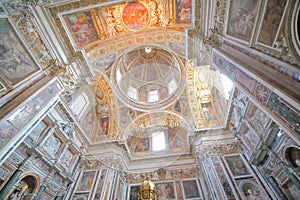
[111,45,186,111]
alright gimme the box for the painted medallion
[122,2,149,30]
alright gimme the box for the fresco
[156,182,176,199]
[201,102,216,122]
[174,98,190,117]
[167,128,185,149]
[94,53,117,71]
[76,171,96,192]
[129,185,140,200]
[93,75,117,141]
[95,86,109,137]
[126,134,136,147]
[182,179,200,199]
[258,0,287,46]
[64,12,99,48]
[225,155,250,177]
[0,18,40,86]
[169,42,186,56]
[119,106,136,128]
[176,0,192,24]
[227,0,259,40]
[122,2,149,30]
[134,137,149,152]
[98,116,109,136]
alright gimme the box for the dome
[111,45,186,111]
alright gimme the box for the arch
[18,172,41,194]
[287,0,300,62]
[238,180,266,200]
[6,172,41,200]
[282,145,300,169]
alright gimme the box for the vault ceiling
[43,0,233,170]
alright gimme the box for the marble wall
[0,104,81,199]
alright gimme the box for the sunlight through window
[148,90,159,102]
[152,132,166,151]
[221,74,233,99]
[127,86,137,100]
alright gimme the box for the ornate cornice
[195,139,244,159]
[124,166,200,184]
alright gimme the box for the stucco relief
[44,136,62,158]
[60,149,74,170]
[5,1,54,68]
[249,108,270,137]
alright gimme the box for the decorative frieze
[195,140,244,159]
[125,166,200,184]
[4,0,55,69]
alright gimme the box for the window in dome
[127,86,138,100]
[152,132,166,151]
[116,68,122,84]
[168,78,177,94]
[148,90,159,102]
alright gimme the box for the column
[279,161,300,190]
[267,176,288,200]
[269,150,300,190]
[0,169,23,199]
[34,185,46,200]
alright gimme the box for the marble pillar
[0,169,23,199]
[55,195,62,200]
[279,161,300,190]
[34,185,46,200]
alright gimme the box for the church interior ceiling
[0,1,300,199]
[0,0,235,170]
[43,0,234,162]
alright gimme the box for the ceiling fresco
[85,65,231,159]
[92,73,118,141]
[124,111,191,158]
[86,65,231,159]
[58,0,191,51]
[46,0,232,160]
